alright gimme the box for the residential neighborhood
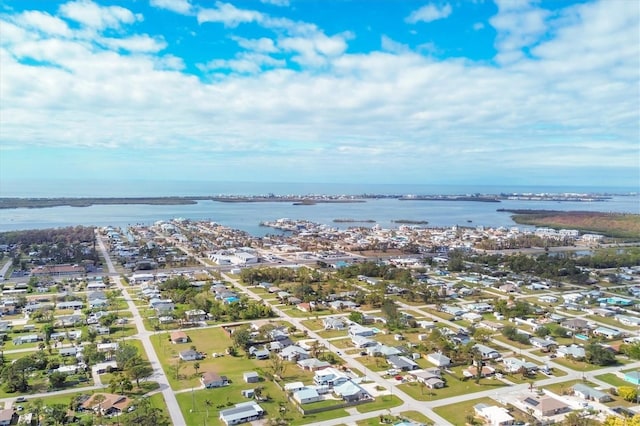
[0,220,638,426]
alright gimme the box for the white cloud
[473,22,484,30]
[380,35,410,54]
[406,3,452,24]
[15,11,71,37]
[490,0,550,63]
[232,36,279,53]
[199,52,285,73]
[1,0,638,185]
[59,0,141,31]
[100,35,167,53]
[149,0,193,15]
[260,0,290,6]
[197,2,264,27]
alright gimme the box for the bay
[1,194,638,235]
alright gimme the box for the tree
[121,397,170,426]
[109,372,133,394]
[49,371,66,389]
[603,414,640,426]
[618,386,638,402]
[585,343,616,366]
[535,326,551,338]
[115,343,140,369]
[126,357,154,388]
[43,403,68,425]
[269,353,287,379]
[231,327,251,349]
[349,311,364,324]
[193,361,200,376]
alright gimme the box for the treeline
[575,248,640,268]
[335,261,413,284]
[0,226,95,245]
[475,234,573,250]
[239,267,322,285]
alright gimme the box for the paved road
[0,259,12,280]
[96,235,187,426]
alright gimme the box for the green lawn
[176,383,349,426]
[551,357,621,372]
[595,372,633,388]
[585,315,636,331]
[317,330,348,339]
[433,396,497,426]
[355,395,403,413]
[398,367,507,401]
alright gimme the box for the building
[426,352,451,367]
[502,358,538,374]
[474,344,501,360]
[387,355,419,371]
[243,371,260,383]
[201,372,228,388]
[179,349,203,361]
[0,409,17,426]
[293,388,321,404]
[81,393,132,416]
[170,331,189,344]
[348,324,375,338]
[314,367,349,387]
[573,383,612,402]
[474,403,514,426]
[556,344,586,360]
[333,381,370,402]
[624,371,640,385]
[219,402,264,425]
[519,395,570,418]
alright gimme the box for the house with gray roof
[219,402,264,425]
[426,352,451,367]
[573,383,611,402]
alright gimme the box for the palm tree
[193,361,200,377]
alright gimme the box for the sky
[0,0,639,189]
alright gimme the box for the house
[474,344,501,360]
[617,315,640,327]
[592,326,621,339]
[0,409,17,426]
[219,401,264,426]
[284,382,306,393]
[351,335,377,348]
[297,358,331,371]
[556,345,586,360]
[474,403,514,426]
[561,318,589,331]
[323,317,347,330]
[426,352,451,367]
[251,348,270,360]
[624,371,640,385]
[502,357,538,374]
[463,365,495,379]
[367,344,401,358]
[293,388,321,404]
[170,331,189,344]
[81,393,132,416]
[387,355,419,371]
[410,369,445,389]
[314,367,349,387]
[60,347,80,357]
[243,371,260,383]
[573,383,612,402]
[179,350,203,361]
[185,309,206,322]
[333,381,369,402]
[201,372,228,388]
[56,300,84,310]
[348,324,375,338]
[13,334,41,345]
[279,345,309,361]
[519,395,570,418]
[529,337,557,352]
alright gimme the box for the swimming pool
[575,333,589,340]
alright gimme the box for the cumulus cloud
[59,0,141,31]
[406,3,452,24]
[0,0,638,185]
[149,0,193,15]
[260,0,290,6]
[197,2,263,27]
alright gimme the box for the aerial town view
[0,0,639,426]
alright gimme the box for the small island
[333,218,376,223]
[392,219,429,225]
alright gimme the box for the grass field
[433,396,497,425]
[355,395,403,413]
[399,366,507,401]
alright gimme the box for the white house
[426,352,451,367]
[293,388,321,404]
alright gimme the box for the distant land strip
[399,196,500,202]
[0,196,367,209]
[499,209,640,239]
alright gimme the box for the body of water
[1,183,638,235]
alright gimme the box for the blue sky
[0,0,638,189]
